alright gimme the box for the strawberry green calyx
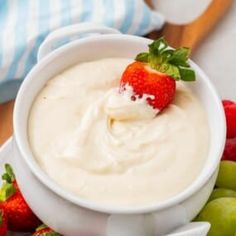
[2,163,15,183]
[36,224,48,231]
[0,164,16,202]
[0,182,16,201]
[136,38,196,81]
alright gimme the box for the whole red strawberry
[222,100,236,138]
[33,224,61,236]
[120,38,196,111]
[0,206,7,236]
[222,138,236,162]
[0,164,41,232]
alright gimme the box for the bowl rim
[13,34,226,214]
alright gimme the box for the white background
[194,1,236,100]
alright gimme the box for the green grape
[196,198,236,236]
[208,188,236,202]
[216,161,236,191]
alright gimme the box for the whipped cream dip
[28,58,209,207]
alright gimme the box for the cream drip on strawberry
[105,85,157,121]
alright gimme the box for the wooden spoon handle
[148,0,232,51]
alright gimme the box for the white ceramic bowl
[9,23,225,236]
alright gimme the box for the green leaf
[159,49,174,62]
[2,164,15,183]
[0,183,16,201]
[135,52,149,62]
[179,67,196,81]
[158,63,181,80]
[148,38,168,55]
[2,173,11,183]
[149,53,163,69]
[168,47,190,67]
[36,224,48,231]
[135,37,195,82]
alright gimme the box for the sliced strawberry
[33,224,61,236]
[120,38,195,111]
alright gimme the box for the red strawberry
[0,164,41,232]
[33,224,61,236]
[120,38,195,111]
[223,100,234,107]
[222,138,236,162]
[120,61,176,110]
[0,207,7,236]
[222,100,236,138]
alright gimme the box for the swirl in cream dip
[28,58,209,207]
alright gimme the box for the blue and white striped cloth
[0,0,164,103]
